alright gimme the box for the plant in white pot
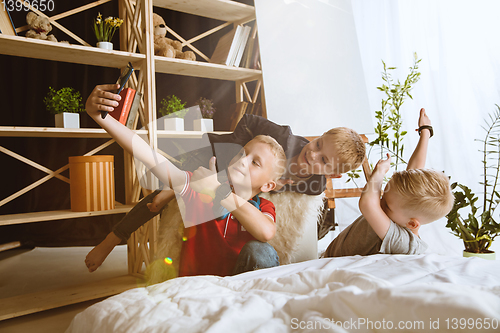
[446,105,500,260]
[193,97,216,132]
[44,87,85,128]
[92,12,123,50]
[159,95,187,131]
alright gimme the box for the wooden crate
[69,155,115,212]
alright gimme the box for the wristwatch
[212,182,232,218]
[418,125,433,138]
[215,182,232,202]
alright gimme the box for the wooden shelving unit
[0,0,262,320]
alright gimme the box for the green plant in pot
[194,97,216,132]
[43,87,85,128]
[159,95,187,131]
[445,105,500,260]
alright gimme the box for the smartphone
[101,62,134,119]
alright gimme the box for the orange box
[69,155,115,212]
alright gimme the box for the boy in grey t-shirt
[325,108,453,257]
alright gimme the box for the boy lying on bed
[85,83,290,276]
[85,96,367,272]
[324,108,454,257]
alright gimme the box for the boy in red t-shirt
[85,84,287,276]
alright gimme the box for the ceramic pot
[55,112,80,128]
[163,117,184,131]
[193,118,213,132]
[463,250,496,260]
[97,41,113,50]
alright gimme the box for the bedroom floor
[0,245,128,333]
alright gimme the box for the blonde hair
[388,169,454,223]
[249,135,286,181]
[323,127,366,173]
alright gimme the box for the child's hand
[417,108,431,128]
[373,153,391,175]
[85,84,121,118]
[190,157,221,196]
[147,190,171,212]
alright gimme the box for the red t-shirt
[178,172,276,277]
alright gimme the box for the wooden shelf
[0,275,145,321]
[155,56,261,81]
[0,35,145,69]
[0,126,229,139]
[154,0,255,22]
[0,205,134,226]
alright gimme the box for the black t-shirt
[182,114,326,196]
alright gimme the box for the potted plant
[193,97,216,132]
[158,95,187,131]
[92,12,123,50]
[445,105,500,260]
[43,87,85,128]
[347,53,421,186]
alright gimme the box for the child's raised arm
[407,108,432,170]
[358,154,392,239]
[86,84,187,193]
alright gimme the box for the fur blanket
[146,192,324,284]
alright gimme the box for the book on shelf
[126,91,142,129]
[111,88,136,125]
[233,25,252,67]
[240,23,257,68]
[210,25,242,66]
[0,6,17,36]
[229,102,249,131]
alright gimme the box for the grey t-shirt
[323,215,428,257]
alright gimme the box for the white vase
[193,118,213,132]
[164,117,184,131]
[97,41,113,50]
[55,113,80,128]
[463,250,496,260]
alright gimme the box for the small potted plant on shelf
[445,105,500,260]
[92,12,123,50]
[193,97,216,132]
[158,95,187,131]
[43,87,85,128]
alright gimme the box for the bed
[66,253,500,332]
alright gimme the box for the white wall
[255,0,373,136]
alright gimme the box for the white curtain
[320,0,500,256]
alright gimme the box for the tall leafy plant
[446,106,500,253]
[370,53,422,170]
[347,53,422,186]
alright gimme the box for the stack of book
[110,88,142,129]
[210,23,260,69]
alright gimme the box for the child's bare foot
[85,232,122,272]
[146,189,175,212]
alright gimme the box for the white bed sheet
[66,254,500,333]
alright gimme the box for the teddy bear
[25,12,58,42]
[24,12,70,44]
[153,13,195,61]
